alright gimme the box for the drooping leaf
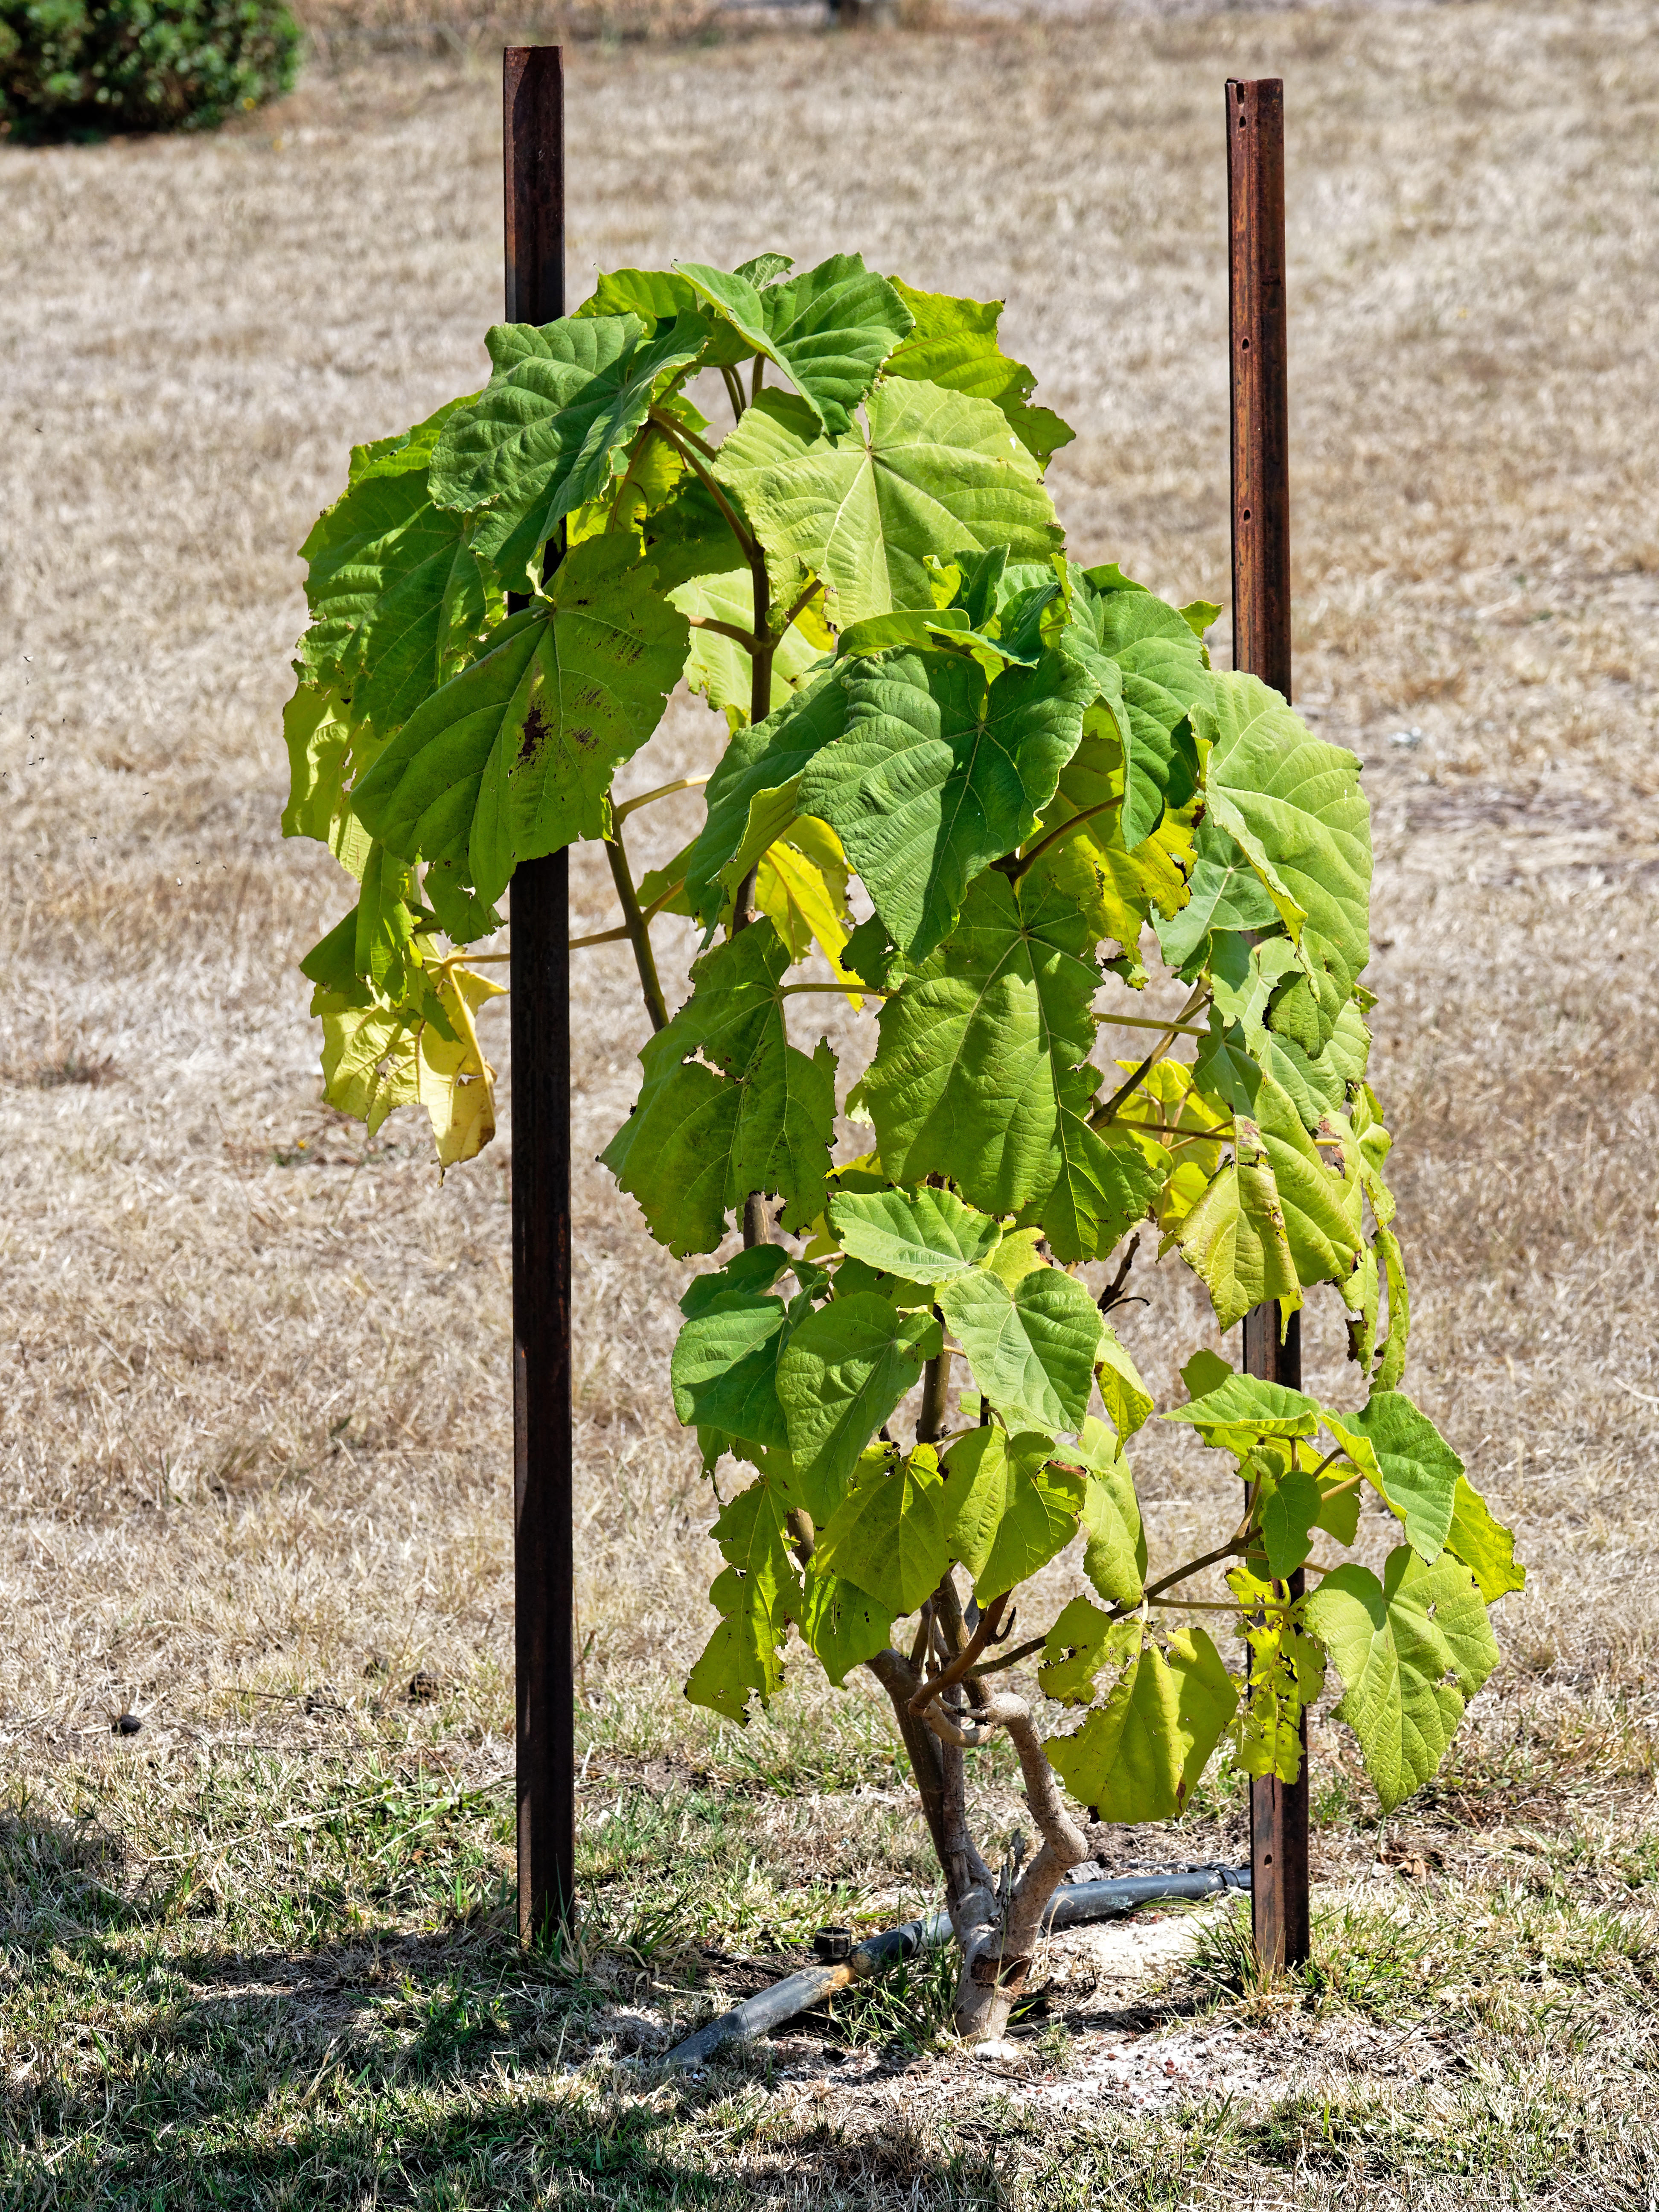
[670,1292,792,1449]
[600,919,838,1257]
[1164,1370,1321,1449]
[827,1184,1003,1284]
[938,1260,1103,1433]
[1302,1545,1499,1812]
[754,823,863,998]
[429,312,710,591]
[938,1426,1087,1601]
[1071,570,1211,848]
[1170,1148,1298,1333]
[681,665,851,928]
[1045,1627,1237,1819]
[1096,1324,1154,1440]
[1323,1389,1462,1563]
[800,645,1093,963]
[715,378,1062,630]
[885,278,1074,466]
[1443,1475,1526,1603]
[679,253,911,436]
[413,963,505,1168]
[862,869,1109,1236]
[679,1243,795,1319]
[352,537,688,902]
[811,1443,950,1614]
[1374,1222,1410,1391]
[1256,1459,1328,1580]
[792,1567,894,1686]
[775,1295,941,1523]
[685,1478,803,1723]
[1067,1423,1147,1607]
[1233,1596,1326,1784]
[1198,672,1373,1036]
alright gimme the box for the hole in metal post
[1242,507,1252,521]
[1241,338,1250,350]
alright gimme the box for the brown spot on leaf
[518,704,548,764]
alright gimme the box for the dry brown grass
[3,7,1659,2190]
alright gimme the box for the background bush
[0,0,301,140]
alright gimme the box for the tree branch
[908,1592,1008,1716]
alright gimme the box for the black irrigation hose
[663,1863,1251,2070]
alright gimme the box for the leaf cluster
[280,249,1523,1825]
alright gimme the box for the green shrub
[0,0,301,140]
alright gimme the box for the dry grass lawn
[4,3,1659,2204]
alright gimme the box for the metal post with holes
[505,45,576,1946]
[1228,73,1311,1973]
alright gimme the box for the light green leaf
[1170,1148,1300,1333]
[1444,1475,1526,1603]
[1324,1389,1462,1563]
[1235,1609,1325,1784]
[1096,1324,1154,1440]
[281,681,378,872]
[679,253,911,435]
[1257,1460,1327,1580]
[939,1426,1087,1601]
[1198,672,1373,1035]
[885,278,1074,467]
[812,1444,949,1614]
[716,378,1062,630]
[352,537,688,903]
[1165,1371,1321,1447]
[685,1477,803,1723]
[800,646,1091,962]
[669,568,826,724]
[430,312,709,591]
[1038,1597,1137,1706]
[1042,1111,1172,1269]
[1374,1223,1410,1391]
[1155,826,1283,972]
[792,1568,894,1687]
[1045,1627,1237,1819]
[669,1292,791,1449]
[1303,1545,1499,1812]
[1072,1436,1147,1607]
[827,1184,1002,1284]
[776,1296,941,1524]
[938,1261,1103,1433]
[600,919,838,1257]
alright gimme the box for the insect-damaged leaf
[885,278,1074,467]
[685,1478,803,1723]
[352,536,687,905]
[1302,1544,1499,1812]
[600,920,837,1258]
[1045,1627,1238,1821]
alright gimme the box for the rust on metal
[505,44,576,1946]
[1228,73,1311,1974]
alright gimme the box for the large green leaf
[1165,1371,1321,1447]
[811,1444,949,1614]
[799,645,1092,962]
[1155,820,1282,972]
[827,1185,1003,1284]
[774,1295,941,1523]
[1072,571,1210,849]
[429,312,709,591]
[885,279,1074,466]
[1198,672,1372,1036]
[1303,1545,1499,1812]
[680,253,911,436]
[600,920,837,1258]
[1045,1627,1237,1820]
[685,1477,803,1723]
[863,870,1122,1251]
[1323,1389,1463,1563]
[939,1426,1087,1601]
[1170,1151,1297,1334]
[669,1291,792,1449]
[715,378,1062,629]
[352,536,687,903]
[938,1260,1103,1432]
[1059,1418,1147,1606]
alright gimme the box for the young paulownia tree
[282,254,1525,2041]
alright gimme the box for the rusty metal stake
[505,45,576,1947]
[1228,73,1311,1974]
